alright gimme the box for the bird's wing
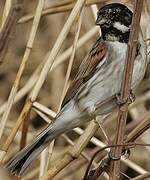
[61,38,108,108]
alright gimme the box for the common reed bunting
[6,3,147,175]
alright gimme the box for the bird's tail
[5,122,57,176]
[5,101,89,176]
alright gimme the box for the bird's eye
[104,9,108,14]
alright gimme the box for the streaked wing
[61,38,108,108]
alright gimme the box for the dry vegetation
[0,0,149,179]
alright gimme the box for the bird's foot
[122,136,132,159]
[108,151,121,161]
[116,90,135,106]
[122,148,131,159]
[108,136,131,161]
[128,90,136,104]
[116,93,127,106]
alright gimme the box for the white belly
[77,40,147,114]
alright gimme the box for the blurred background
[0,0,150,179]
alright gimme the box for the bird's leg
[116,89,135,106]
[95,117,119,160]
[85,104,112,145]
[95,117,112,146]
[85,104,97,120]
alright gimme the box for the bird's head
[96,3,133,35]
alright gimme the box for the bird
[5,3,147,176]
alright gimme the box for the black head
[96,3,133,43]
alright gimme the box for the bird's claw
[129,90,135,104]
[122,148,131,159]
[116,90,135,106]
[115,93,127,106]
[108,151,121,161]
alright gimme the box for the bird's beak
[95,16,107,26]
